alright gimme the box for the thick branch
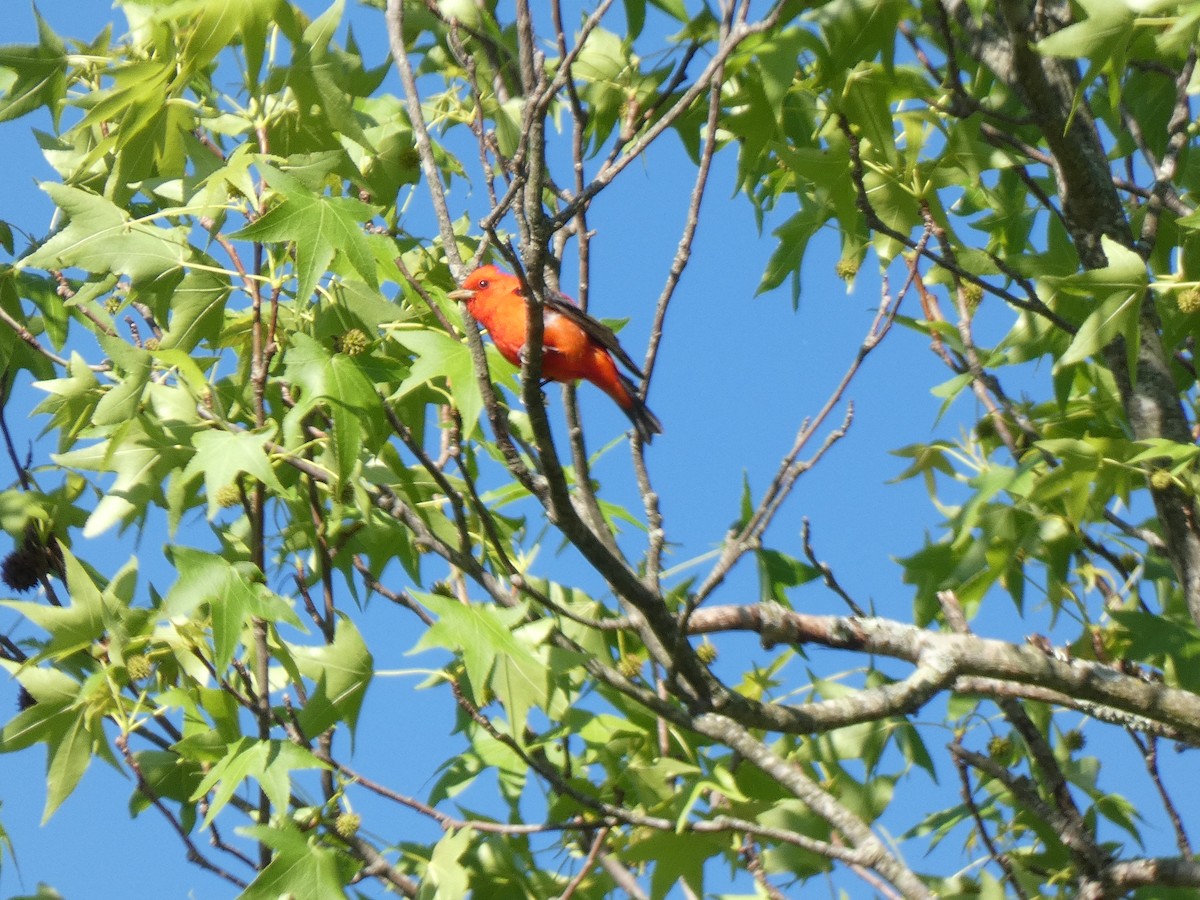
[687,604,1200,742]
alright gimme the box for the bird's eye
[478,279,489,288]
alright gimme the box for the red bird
[449,265,662,443]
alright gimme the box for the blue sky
[4,2,1179,898]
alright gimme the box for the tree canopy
[2,0,1200,898]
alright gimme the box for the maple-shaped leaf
[18,184,189,283]
[232,166,377,304]
[0,9,67,124]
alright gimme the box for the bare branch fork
[686,602,1200,743]
[692,237,925,607]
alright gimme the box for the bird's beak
[447,288,474,302]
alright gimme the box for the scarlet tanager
[448,265,662,443]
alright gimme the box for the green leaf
[158,268,230,352]
[129,750,205,813]
[0,801,13,874]
[622,0,647,38]
[624,830,719,900]
[336,278,408,328]
[282,331,336,399]
[191,738,325,828]
[421,828,472,900]
[757,202,830,301]
[327,353,377,484]
[1036,0,1134,62]
[52,419,188,537]
[164,547,300,670]
[0,9,67,123]
[650,0,691,22]
[574,27,628,84]
[18,184,188,282]
[412,593,547,736]
[284,0,383,148]
[1110,609,1200,692]
[1056,291,1141,371]
[155,0,282,76]
[92,348,151,427]
[1126,438,1200,468]
[0,661,79,707]
[1,549,110,654]
[239,821,355,900]
[811,0,902,78]
[391,329,484,439]
[756,29,810,111]
[183,427,286,519]
[0,695,73,754]
[757,548,819,605]
[492,97,526,159]
[188,140,259,208]
[1049,237,1147,371]
[150,349,215,396]
[42,715,93,822]
[72,58,189,197]
[291,614,374,741]
[1033,438,1101,471]
[281,333,385,483]
[232,166,377,305]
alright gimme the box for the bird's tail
[618,374,663,444]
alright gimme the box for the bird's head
[448,265,509,306]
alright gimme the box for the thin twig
[554,9,786,227]
[117,734,249,889]
[1127,731,1192,856]
[801,517,865,616]
[557,825,611,900]
[951,733,1031,899]
[693,242,920,607]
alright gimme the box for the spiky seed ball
[617,655,643,679]
[126,655,152,682]
[105,296,124,314]
[2,545,43,592]
[143,337,160,352]
[987,735,1014,760]
[335,328,369,356]
[215,484,242,508]
[1149,468,1175,491]
[334,812,361,839]
[960,282,984,313]
[696,642,718,664]
[974,414,997,442]
[1062,729,1086,752]
[1177,287,1200,314]
[835,258,859,281]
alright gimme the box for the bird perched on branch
[449,265,662,443]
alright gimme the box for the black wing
[542,290,646,379]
